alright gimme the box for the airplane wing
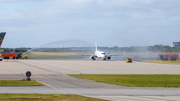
[81,54,92,56]
[82,54,97,57]
[107,52,125,57]
[108,54,119,56]
[107,54,123,57]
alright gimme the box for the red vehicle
[158,54,179,61]
[1,53,22,59]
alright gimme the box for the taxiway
[0,60,180,101]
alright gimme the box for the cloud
[0,0,180,47]
[0,0,46,3]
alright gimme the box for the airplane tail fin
[0,32,6,47]
[95,42,97,51]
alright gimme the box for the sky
[0,0,180,48]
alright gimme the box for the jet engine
[90,55,96,60]
[106,56,111,60]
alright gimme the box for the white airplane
[90,43,120,61]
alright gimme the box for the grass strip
[0,80,43,86]
[142,61,180,65]
[22,52,84,59]
[69,74,180,87]
[0,94,105,101]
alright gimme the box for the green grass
[0,80,43,86]
[142,61,180,65]
[69,74,180,87]
[0,94,105,101]
[22,52,84,59]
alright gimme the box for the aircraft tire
[102,58,106,61]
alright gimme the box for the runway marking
[36,80,68,94]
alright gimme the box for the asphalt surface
[0,60,180,101]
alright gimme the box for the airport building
[172,42,180,47]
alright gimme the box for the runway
[0,60,180,101]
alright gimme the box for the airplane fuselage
[95,50,106,59]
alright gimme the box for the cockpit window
[101,53,105,55]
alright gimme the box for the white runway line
[36,80,68,94]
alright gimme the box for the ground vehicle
[1,53,22,59]
[126,58,132,63]
[0,56,2,61]
[158,54,179,61]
